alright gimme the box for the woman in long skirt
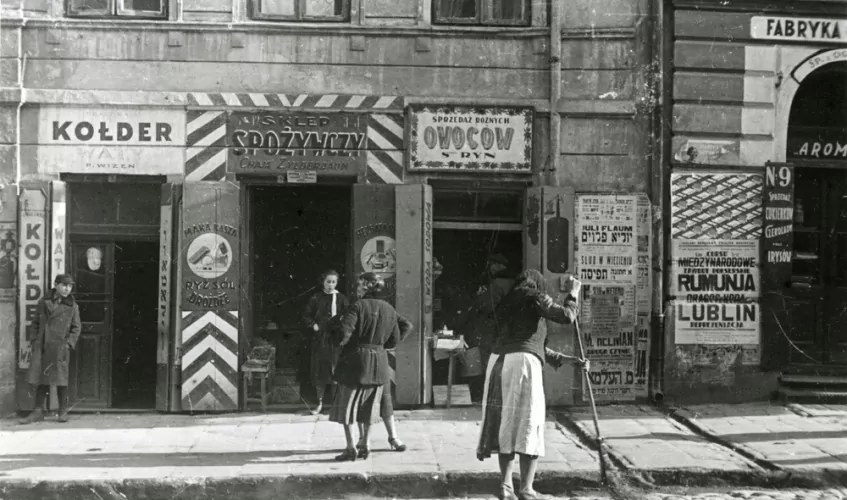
[303,270,349,415]
[329,272,413,461]
[476,270,589,500]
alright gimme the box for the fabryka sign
[751,16,847,43]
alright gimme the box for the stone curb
[554,409,842,491]
[0,471,602,500]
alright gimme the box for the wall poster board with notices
[575,195,639,402]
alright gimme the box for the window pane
[490,0,523,21]
[437,0,476,19]
[305,0,344,17]
[262,0,296,16]
[69,0,109,13]
[124,0,163,11]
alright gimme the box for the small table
[433,336,466,409]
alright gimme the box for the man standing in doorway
[463,254,515,404]
[19,274,81,424]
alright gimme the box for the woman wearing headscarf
[303,269,350,415]
[476,270,588,500]
[330,272,413,461]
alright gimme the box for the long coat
[302,290,349,386]
[27,290,81,387]
[332,296,412,387]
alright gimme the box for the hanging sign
[762,165,795,290]
[408,105,532,172]
[227,112,366,176]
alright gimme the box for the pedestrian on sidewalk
[329,272,413,461]
[476,270,588,500]
[303,269,350,415]
[460,253,514,404]
[19,274,81,425]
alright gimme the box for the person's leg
[19,385,49,424]
[498,453,516,499]
[56,385,69,422]
[359,423,371,456]
[334,424,357,461]
[518,453,539,494]
[313,383,325,414]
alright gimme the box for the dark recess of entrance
[111,241,159,409]
[249,185,351,403]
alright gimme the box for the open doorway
[249,185,352,404]
[111,241,159,409]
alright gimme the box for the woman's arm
[545,347,590,371]
[534,294,579,324]
[302,295,318,329]
[335,303,360,347]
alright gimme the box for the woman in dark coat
[476,270,588,500]
[303,270,349,414]
[330,272,413,461]
[20,274,81,424]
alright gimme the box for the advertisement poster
[634,195,652,396]
[580,285,636,402]
[408,105,533,172]
[675,301,760,344]
[576,195,638,285]
[762,165,794,290]
[227,111,367,176]
[672,240,760,302]
[18,190,48,369]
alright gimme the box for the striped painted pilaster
[181,310,240,412]
[187,93,403,111]
[366,114,404,184]
[185,110,227,182]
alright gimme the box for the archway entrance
[784,61,847,368]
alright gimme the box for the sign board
[287,170,317,184]
[408,105,533,172]
[228,112,366,176]
[675,301,760,345]
[671,240,760,302]
[792,48,847,83]
[18,189,48,369]
[762,165,795,289]
[37,106,185,175]
[180,185,240,310]
[787,127,847,160]
[751,16,847,44]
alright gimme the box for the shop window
[69,182,161,236]
[434,0,529,26]
[67,0,167,18]
[251,0,349,22]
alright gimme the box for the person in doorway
[19,274,81,425]
[462,253,515,403]
[329,272,413,461]
[303,270,350,415]
[476,270,589,500]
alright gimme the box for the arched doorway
[784,61,847,369]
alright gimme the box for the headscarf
[494,269,547,320]
[359,272,384,298]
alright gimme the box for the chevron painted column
[181,310,239,411]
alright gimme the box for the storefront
[665,2,847,402]
[16,105,185,410]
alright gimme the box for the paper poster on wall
[675,301,760,344]
[634,195,652,396]
[672,240,760,301]
[580,284,636,401]
[576,195,638,285]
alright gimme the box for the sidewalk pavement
[0,402,845,499]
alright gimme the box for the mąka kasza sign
[408,105,532,172]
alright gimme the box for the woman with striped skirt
[329,272,413,461]
[476,270,589,500]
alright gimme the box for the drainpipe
[547,0,561,188]
[651,0,672,403]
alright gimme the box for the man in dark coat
[20,273,81,424]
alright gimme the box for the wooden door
[69,242,114,408]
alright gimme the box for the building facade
[663,0,847,403]
[0,0,660,413]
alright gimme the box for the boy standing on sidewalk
[19,273,81,424]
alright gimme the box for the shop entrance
[67,181,162,409]
[785,62,847,368]
[247,184,351,403]
[431,187,524,388]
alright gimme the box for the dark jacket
[303,291,350,331]
[333,296,413,386]
[463,274,514,355]
[492,287,578,366]
[27,289,81,386]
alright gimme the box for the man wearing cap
[19,273,81,424]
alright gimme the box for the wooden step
[775,386,847,403]
[780,374,847,385]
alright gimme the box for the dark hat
[54,274,75,285]
[488,254,509,266]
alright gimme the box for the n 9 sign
[766,165,792,188]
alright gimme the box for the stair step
[780,374,847,385]
[776,387,847,403]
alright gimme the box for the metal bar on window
[116,0,167,17]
